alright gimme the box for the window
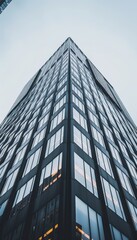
[86,98,96,113]
[32,128,46,149]
[56,85,67,100]
[117,167,135,197]
[74,153,98,197]
[13,177,35,207]
[42,102,52,115]
[23,147,42,177]
[103,125,114,142]
[76,197,105,240]
[127,201,137,230]
[76,196,90,240]
[118,141,129,157]
[88,110,99,127]
[5,144,16,160]
[84,89,93,102]
[53,96,66,114]
[99,113,108,125]
[28,117,37,129]
[72,94,85,113]
[13,145,27,166]
[14,131,22,144]
[57,76,67,90]
[101,177,126,220]
[39,153,62,191]
[96,100,104,113]
[73,108,87,131]
[22,129,33,144]
[95,147,113,177]
[50,109,65,131]
[110,225,129,240]
[113,127,121,140]
[33,195,60,240]
[45,127,64,157]
[0,168,19,196]
[109,144,122,165]
[91,126,105,148]
[72,77,81,88]
[126,160,137,181]
[38,113,49,129]
[72,84,83,100]
[0,200,8,216]
[0,162,8,179]
[74,126,92,157]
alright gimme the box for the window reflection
[75,196,105,240]
[39,153,62,192]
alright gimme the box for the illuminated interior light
[44,227,53,237]
[43,185,49,191]
[54,223,58,229]
[53,177,57,183]
[76,226,90,239]
[38,237,42,240]
[52,171,57,177]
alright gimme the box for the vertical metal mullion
[61,45,75,239]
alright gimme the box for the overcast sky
[0,0,137,125]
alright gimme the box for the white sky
[0,0,137,125]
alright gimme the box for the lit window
[39,153,62,191]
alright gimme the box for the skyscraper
[0,0,12,14]
[0,38,137,240]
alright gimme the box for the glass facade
[0,38,136,240]
[0,0,12,14]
